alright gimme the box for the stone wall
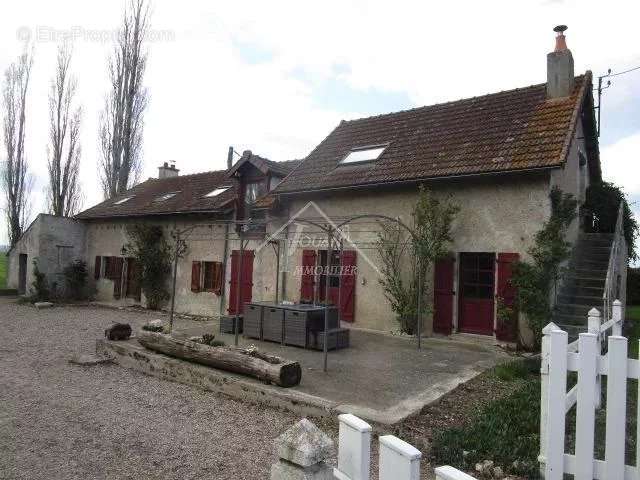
[7,214,87,295]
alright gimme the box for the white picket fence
[333,413,476,480]
[539,299,636,479]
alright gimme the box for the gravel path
[0,299,309,480]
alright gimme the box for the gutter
[273,164,560,197]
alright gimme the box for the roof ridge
[342,74,586,125]
[145,168,230,183]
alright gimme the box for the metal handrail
[602,202,624,321]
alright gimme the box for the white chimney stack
[547,25,575,99]
[158,161,179,179]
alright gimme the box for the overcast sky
[1,0,639,250]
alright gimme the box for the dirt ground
[0,298,521,479]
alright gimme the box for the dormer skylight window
[153,191,180,202]
[204,186,230,198]
[113,196,134,205]
[340,145,387,164]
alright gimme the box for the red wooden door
[433,257,455,334]
[339,250,357,322]
[300,250,316,302]
[228,250,254,315]
[496,253,519,341]
[458,253,495,335]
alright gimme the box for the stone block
[34,302,53,309]
[69,354,112,366]
[270,460,333,480]
[275,418,334,467]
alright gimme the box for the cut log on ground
[137,331,301,387]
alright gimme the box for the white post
[588,308,602,409]
[604,336,628,479]
[333,414,371,480]
[539,322,558,474]
[612,299,623,336]
[379,435,421,480]
[434,465,478,479]
[545,329,568,480]
[574,333,598,480]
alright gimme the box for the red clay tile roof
[76,157,302,220]
[274,73,592,194]
[76,170,235,219]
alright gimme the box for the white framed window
[113,196,134,205]
[204,186,230,198]
[340,145,387,164]
[153,192,180,202]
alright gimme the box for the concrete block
[35,302,54,309]
[69,354,112,366]
[379,435,421,480]
[275,418,334,467]
[334,413,371,480]
[270,460,333,480]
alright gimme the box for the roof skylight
[204,186,230,198]
[340,145,387,164]
[153,192,180,202]
[113,196,134,205]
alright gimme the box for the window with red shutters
[191,261,201,292]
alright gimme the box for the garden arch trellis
[165,213,424,373]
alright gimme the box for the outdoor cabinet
[262,306,285,343]
[284,309,309,347]
[308,328,350,351]
[219,315,243,335]
[243,303,263,340]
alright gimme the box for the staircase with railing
[552,202,627,337]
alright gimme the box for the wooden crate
[263,306,285,343]
[219,315,243,334]
[308,328,350,351]
[243,303,263,340]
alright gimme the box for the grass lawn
[405,306,640,479]
[0,254,6,288]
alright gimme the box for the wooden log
[137,331,301,387]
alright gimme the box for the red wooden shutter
[496,253,519,342]
[213,262,223,296]
[112,257,124,299]
[191,261,201,292]
[228,251,254,314]
[339,250,357,322]
[94,256,102,280]
[433,257,455,335]
[300,250,317,302]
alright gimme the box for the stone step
[572,251,611,263]
[552,313,587,326]
[558,285,604,298]
[563,276,606,289]
[557,293,603,306]
[568,267,608,278]
[554,303,594,316]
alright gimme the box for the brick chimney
[158,161,179,179]
[547,25,574,99]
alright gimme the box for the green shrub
[432,379,541,478]
[30,260,50,302]
[63,260,88,300]
[123,224,172,310]
[492,358,540,381]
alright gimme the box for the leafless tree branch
[2,45,34,247]
[46,43,83,217]
[99,0,150,199]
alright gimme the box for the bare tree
[99,0,150,199]
[1,47,33,247]
[47,44,82,217]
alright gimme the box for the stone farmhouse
[7,28,622,346]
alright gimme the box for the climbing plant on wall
[123,224,172,310]
[376,185,459,334]
[511,187,577,349]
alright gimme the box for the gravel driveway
[0,298,310,480]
